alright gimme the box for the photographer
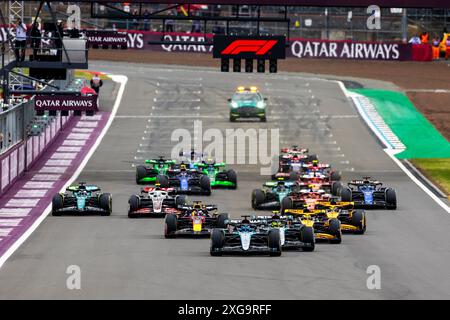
[14,18,27,62]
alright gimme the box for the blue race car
[210,216,282,256]
[52,182,112,216]
[339,177,396,210]
[156,165,212,195]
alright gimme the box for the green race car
[136,156,177,184]
[196,160,237,189]
[228,86,267,122]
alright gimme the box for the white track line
[0,75,128,269]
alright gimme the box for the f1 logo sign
[213,35,285,59]
[221,40,278,56]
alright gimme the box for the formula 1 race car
[296,171,342,196]
[128,185,187,218]
[284,209,343,244]
[295,160,341,181]
[52,183,112,216]
[280,187,335,213]
[257,214,315,251]
[251,181,295,210]
[196,160,237,189]
[135,156,177,184]
[339,177,397,210]
[314,201,366,234]
[229,86,267,122]
[271,146,317,181]
[164,201,228,238]
[210,216,282,256]
[157,165,212,195]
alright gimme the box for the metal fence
[0,70,74,155]
[19,3,449,42]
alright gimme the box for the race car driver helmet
[312,159,319,167]
[276,181,286,192]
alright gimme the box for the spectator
[432,36,440,60]
[143,9,150,31]
[132,9,139,30]
[420,31,429,44]
[30,20,41,60]
[90,73,103,95]
[445,35,450,60]
[408,34,421,45]
[165,11,174,32]
[14,18,27,62]
[54,20,65,60]
[191,18,201,33]
[0,132,3,150]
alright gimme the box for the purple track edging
[0,111,110,258]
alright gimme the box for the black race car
[164,201,228,238]
[210,216,282,256]
[52,183,112,216]
[339,177,397,210]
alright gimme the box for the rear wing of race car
[67,184,100,192]
[178,204,218,211]
[264,181,295,188]
[314,201,355,210]
[146,158,176,164]
[142,186,175,193]
[281,146,308,153]
[348,179,382,187]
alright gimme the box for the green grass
[410,158,450,196]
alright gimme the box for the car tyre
[136,165,147,184]
[99,193,112,216]
[300,226,315,252]
[164,213,177,238]
[251,189,265,209]
[52,194,63,216]
[268,229,282,256]
[210,229,224,256]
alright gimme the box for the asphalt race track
[0,62,449,299]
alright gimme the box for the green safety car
[228,86,267,122]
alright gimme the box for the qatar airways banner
[34,95,98,111]
[85,30,128,48]
[125,31,413,61]
[289,40,410,60]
